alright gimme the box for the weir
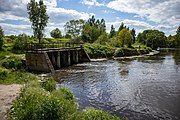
[25,43,90,73]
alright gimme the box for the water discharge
[55,49,180,120]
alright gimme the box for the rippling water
[55,49,180,120]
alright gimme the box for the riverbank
[91,50,159,61]
[84,43,153,59]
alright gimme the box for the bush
[52,87,74,101]
[9,82,76,120]
[84,43,114,58]
[82,108,121,120]
[115,47,139,57]
[0,68,8,80]
[42,77,57,92]
[2,58,24,70]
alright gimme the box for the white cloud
[0,23,32,36]
[48,7,94,23]
[107,0,180,25]
[106,18,154,34]
[80,0,104,6]
[0,0,94,37]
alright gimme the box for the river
[55,49,180,120]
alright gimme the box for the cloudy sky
[0,0,179,37]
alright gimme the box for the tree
[13,33,29,50]
[109,25,116,38]
[118,22,125,32]
[137,30,167,49]
[64,19,84,42]
[50,28,62,38]
[95,33,108,45]
[118,28,132,47]
[130,28,136,43]
[176,26,180,35]
[0,26,4,50]
[82,16,106,43]
[27,0,49,43]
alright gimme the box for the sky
[0,0,179,37]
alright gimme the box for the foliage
[84,43,114,58]
[27,0,49,43]
[2,57,24,70]
[95,32,108,45]
[8,80,77,120]
[42,77,57,92]
[137,30,167,49]
[0,68,8,80]
[167,26,180,48]
[51,87,74,101]
[82,16,106,43]
[176,26,180,35]
[118,22,126,32]
[0,26,4,50]
[0,70,38,84]
[118,28,133,47]
[50,28,62,38]
[0,51,12,60]
[109,25,116,38]
[64,19,84,42]
[13,33,29,51]
[114,46,152,57]
[130,28,136,43]
[81,108,122,120]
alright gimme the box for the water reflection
[55,49,180,120]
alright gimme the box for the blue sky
[0,0,179,37]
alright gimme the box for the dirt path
[0,84,22,120]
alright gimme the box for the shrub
[82,108,121,120]
[2,58,24,70]
[52,87,74,101]
[9,82,76,120]
[42,77,57,92]
[84,43,114,58]
[0,68,8,80]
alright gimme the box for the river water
[55,49,180,120]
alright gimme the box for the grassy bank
[84,43,152,59]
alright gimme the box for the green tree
[176,26,180,35]
[130,28,136,43]
[27,0,49,43]
[0,26,4,50]
[118,22,125,32]
[50,28,62,38]
[109,25,116,38]
[64,19,84,42]
[118,28,132,47]
[95,33,108,45]
[137,30,167,49]
[13,33,29,50]
[82,16,106,43]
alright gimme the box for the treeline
[48,16,180,49]
[0,16,180,52]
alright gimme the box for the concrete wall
[26,48,91,73]
[26,52,51,72]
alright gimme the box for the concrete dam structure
[25,46,90,73]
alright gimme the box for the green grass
[0,70,39,84]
